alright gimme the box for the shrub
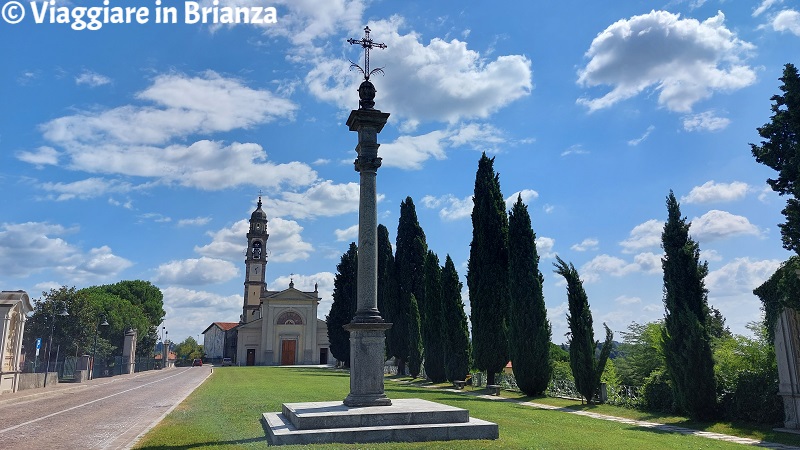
[641,369,674,413]
[720,370,783,425]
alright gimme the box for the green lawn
[134,367,800,449]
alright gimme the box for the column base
[343,322,392,407]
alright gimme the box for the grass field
[134,367,800,449]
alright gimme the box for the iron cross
[347,26,387,80]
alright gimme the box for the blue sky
[2,0,799,345]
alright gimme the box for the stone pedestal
[122,328,137,375]
[343,323,392,407]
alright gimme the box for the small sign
[35,338,41,350]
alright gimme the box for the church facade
[228,197,330,366]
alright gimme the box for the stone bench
[486,384,501,395]
[453,380,466,389]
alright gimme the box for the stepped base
[262,398,498,445]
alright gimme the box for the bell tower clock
[243,195,269,323]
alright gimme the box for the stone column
[343,80,392,407]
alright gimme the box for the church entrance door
[246,349,255,366]
[281,339,296,365]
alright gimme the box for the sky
[1,0,799,346]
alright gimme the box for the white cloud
[754,0,782,17]
[306,16,532,126]
[155,257,239,285]
[577,11,756,113]
[627,125,654,146]
[580,254,640,283]
[40,177,134,201]
[75,70,111,87]
[195,217,313,263]
[633,252,662,274]
[45,71,296,146]
[771,9,800,36]
[615,295,642,305]
[706,257,782,297]
[16,146,59,167]
[335,224,359,242]
[682,181,750,204]
[682,110,731,132]
[701,248,723,261]
[0,222,131,280]
[620,219,662,253]
[177,217,212,227]
[535,236,556,259]
[571,238,599,252]
[161,286,243,338]
[31,72,318,193]
[268,180,375,219]
[561,144,588,157]
[690,210,761,241]
[421,194,473,221]
[505,190,539,210]
[263,0,365,49]
[380,123,511,170]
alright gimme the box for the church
[204,197,330,366]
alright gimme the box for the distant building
[203,197,331,366]
[201,322,238,363]
[0,291,34,394]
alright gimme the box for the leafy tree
[98,280,165,355]
[377,224,396,358]
[326,243,358,367]
[421,250,447,382]
[751,63,800,253]
[661,191,717,420]
[508,195,552,395]
[175,336,203,361]
[554,256,613,404]
[467,153,510,386]
[615,321,665,387]
[708,306,732,342]
[442,255,471,382]
[393,197,426,375]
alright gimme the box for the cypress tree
[422,250,447,382]
[751,64,800,253]
[554,256,613,404]
[393,197,426,375]
[407,293,424,378]
[377,224,396,359]
[508,195,552,395]
[326,242,358,367]
[661,191,717,420]
[442,255,471,382]
[467,153,510,386]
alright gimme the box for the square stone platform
[262,398,498,445]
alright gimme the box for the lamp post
[43,303,69,387]
[90,315,109,380]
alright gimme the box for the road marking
[0,369,194,435]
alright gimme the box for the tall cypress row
[554,256,613,404]
[394,197,426,376]
[442,255,471,382]
[325,242,358,367]
[422,250,447,382]
[508,195,552,395]
[467,153,510,386]
[661,191,717,420]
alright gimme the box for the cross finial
[347,26,387,81]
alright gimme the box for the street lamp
[90,315,109,380]
[43,303,69,387]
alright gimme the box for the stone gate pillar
[775,308,800,429]
[122,328,137,375]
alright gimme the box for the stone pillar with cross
[342,26,393,408]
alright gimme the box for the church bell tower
[243,196,268,323]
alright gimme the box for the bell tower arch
[243,195,268,323]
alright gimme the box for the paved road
[0,366,211,449]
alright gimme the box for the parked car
[222,357,233,366]
[192,358,203,366]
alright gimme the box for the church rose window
[277,311,303,325]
